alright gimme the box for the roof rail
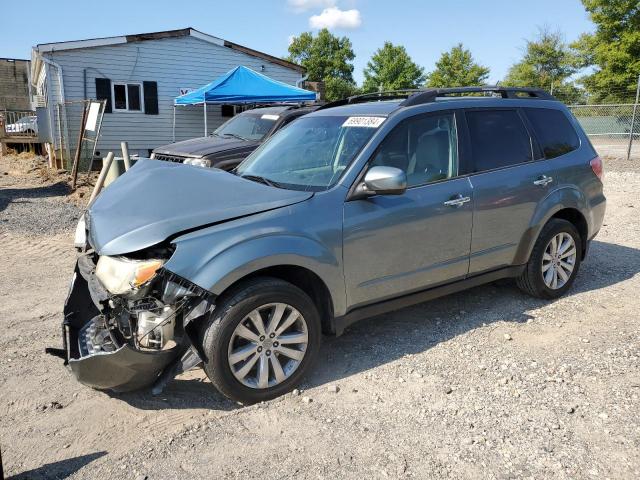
[401,86,555,107]
[316,86,556,111]
[316,89,422,111]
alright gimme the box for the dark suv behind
[151,105,317,170]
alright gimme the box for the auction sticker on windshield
[342,116,386,128]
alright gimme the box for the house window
[221,104,250,117]
[112,82,143,112]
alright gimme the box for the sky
[3,0,595,85]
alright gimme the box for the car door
[343,111,474,308]
[462,108,556,274]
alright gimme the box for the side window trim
[462,107,537,175]
[516,108,544,160]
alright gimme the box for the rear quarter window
[524,108,579,159]
[465,109,533,172]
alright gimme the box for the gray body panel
[164,190,348,315]
[343,177,473,307]
[84,96,606,321]
[467,159,559,274]
[87,159,312,256]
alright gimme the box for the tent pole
[204,103,208,137]
[172,105,176,143]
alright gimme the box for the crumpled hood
[153,136,260,158]
[87,159,312,255]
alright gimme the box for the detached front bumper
[58,255,197,392]
[69,341,177,392]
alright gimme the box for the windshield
[235,115,383,191]
[213,113,278,141]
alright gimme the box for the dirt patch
[0,159,638,479]
[0,154,97,236]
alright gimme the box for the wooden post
[88,152,114,205]
[121,141,131,171]
[71,103,89,188]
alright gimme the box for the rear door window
[465,109,533,172]
[524,108,579,159]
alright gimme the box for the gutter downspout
[41,54,71,163]
[296,74,309,88]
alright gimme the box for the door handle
[533,175,553,186]
[443,195,471,207]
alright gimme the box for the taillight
[590,156,604,180]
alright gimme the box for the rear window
[525,108,579,159]
[466,109,533,172]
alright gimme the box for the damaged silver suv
[53,87,606,404]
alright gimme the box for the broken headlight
[95,255,165,295]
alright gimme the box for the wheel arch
[514,187,590,264]
[165,233,346,326]
[217,265,336,334]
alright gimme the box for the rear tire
[517,219,582,299]
[200,277,321,404]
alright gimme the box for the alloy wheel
[541,232,577,289]
[227,303,308,389]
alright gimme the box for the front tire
[517,219,582,299]
[200,277,321,404]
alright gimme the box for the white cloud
[288,0,336,13]
[309,7,362,30]
[288,34,296,46]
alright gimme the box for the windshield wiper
[222,133,249,141]
[240,174,283,188]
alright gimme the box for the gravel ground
[0,155,84,236]
[0,155,638,479]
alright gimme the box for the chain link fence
[547,82,640,161]
[568,103,639,160]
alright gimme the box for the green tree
[426,44,490,88]
[287,29,357,101]
[503,28,582,103]
[572,0,640,102]
[361,42,425,93]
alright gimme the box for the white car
[5,115,38,135]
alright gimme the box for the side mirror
[353,166,407,199]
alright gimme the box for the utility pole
[627,74,640,161]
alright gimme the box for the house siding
[40,35,302,158]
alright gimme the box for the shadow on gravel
[10,451,106,479]
[102,239,640,410]
[304,239,640,389]
[0,182,71,213]
[113,378,237,411]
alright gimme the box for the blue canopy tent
[173,66,316,139]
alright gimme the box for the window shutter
[95,78,112,113]
[143,81,159,115]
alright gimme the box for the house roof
[33,27,304,73]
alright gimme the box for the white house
[30,28,306,162]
